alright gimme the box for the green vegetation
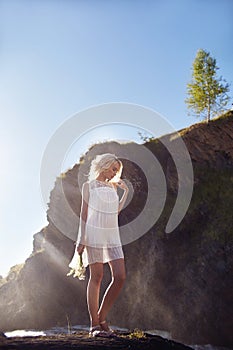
[185,49,230,122]
[138,130,154,143]
[210,109,233,123]
[185,167,233,243]
[121,329,146,339]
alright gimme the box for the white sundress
[69,179,124,269]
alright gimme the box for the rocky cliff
[0,111,233,347]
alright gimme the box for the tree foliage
[185,49,230,122]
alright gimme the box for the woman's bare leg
[98,258,126,330]
[87,263,103,328]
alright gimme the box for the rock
[0,112,233,347]
[0,331,192,350]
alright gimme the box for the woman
[72,153,129,337]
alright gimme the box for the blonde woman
[74,153,129,337]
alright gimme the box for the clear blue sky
[0,0,232,277]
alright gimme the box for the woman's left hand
[77,243,85,255]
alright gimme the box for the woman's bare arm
[76,182,89,254]
[117,180,129,213]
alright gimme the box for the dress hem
[86,255,125,267]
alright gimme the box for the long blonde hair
[88,153,123,182]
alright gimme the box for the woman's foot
[99,320,111,332]
[89,325,100,337]
[89,324,116,338]
[89,325,104,337]
[99,320,117,336]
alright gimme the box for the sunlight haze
[0,0,232,277]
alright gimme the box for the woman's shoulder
[86,179,98,189]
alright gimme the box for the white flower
[67,253,86,281]
[66,268,75,277]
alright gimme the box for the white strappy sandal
[89,322,117,338]
[99,320,117,337]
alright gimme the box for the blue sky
[0,0,232,277]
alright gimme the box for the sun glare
[61,123,143,173]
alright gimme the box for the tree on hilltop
[185,49,230,122]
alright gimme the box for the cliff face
[0,112,233,347]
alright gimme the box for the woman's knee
[89,263,103,284]
[110,259,126,286]
[113,271,126,286]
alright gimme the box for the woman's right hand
[76,244,85,255]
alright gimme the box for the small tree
[185,49,230,122]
